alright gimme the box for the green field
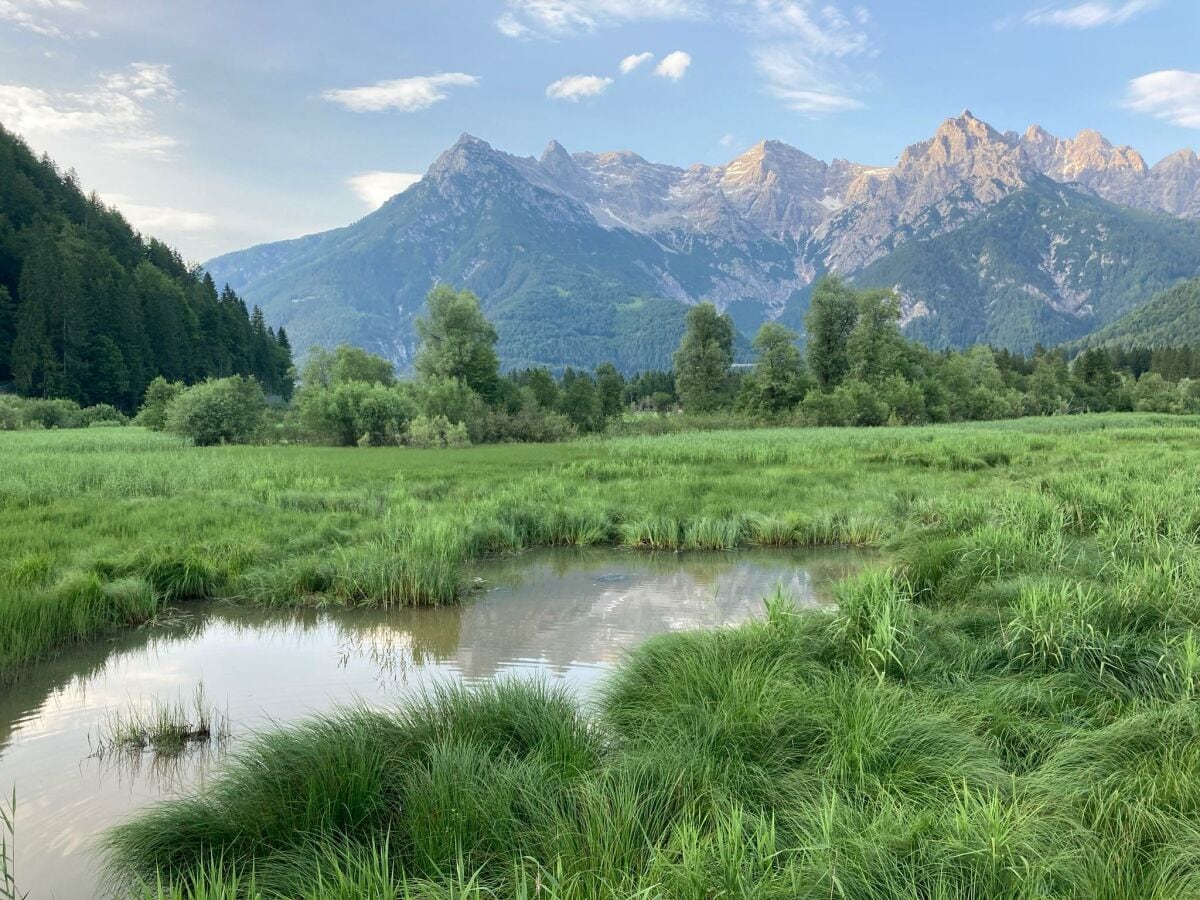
[6,417,1200,897]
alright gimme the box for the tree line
[0,124,293,411]
[121,279,1200,447]
[666,278,1200,426]
[11,275,1200,443]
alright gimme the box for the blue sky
[0,0,1196,261]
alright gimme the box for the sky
[0,0,1197,262]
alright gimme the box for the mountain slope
[850,178,1200,351]
[1074,278,1200,349]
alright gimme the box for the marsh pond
[1,547,867,898]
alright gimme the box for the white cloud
[0,62,178,156]
[347,171,423,209]
[323,73,479,113]
[495,13,529,37]
[654,51,691,81]
[719,133,737,148]
[104,62,177,100]
[100,194,216,233]
[737,1,872,114]
[0,0,86,39]
[546,74,613,101]
[753,45,864,113]
[1023,0,1158,28]
[1124,70,1200,128]
[736,0,870,54]
[620,51,654,74]
[497,0,704,37]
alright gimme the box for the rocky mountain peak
[427,133,500,179]
[1154,147,1199,169]
[929,111,1013,157]
[1020,126,1149,189]
[724,139,827,184]
[1024,124,1055,145]
[539,139,570,165]
[533,139,595,202]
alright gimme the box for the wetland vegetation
[4,414,1200,896]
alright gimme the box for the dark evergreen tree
[0,284,15,382]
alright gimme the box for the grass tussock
[95,685,230,757]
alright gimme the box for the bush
[1133,372,1185,414]
[18,397,88,429]
[406,414,470,448]
[798,380,888,427]
[134,376,184,431]
[298,382,418,446]
[165,377,266,446]
[797,389,846,427]
[500,401,578,443]
[415,376,491,443]
[82,403,128,426]
[0,395,127,430]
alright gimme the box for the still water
[0,548,866,898]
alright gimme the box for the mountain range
[204,111,1200,370]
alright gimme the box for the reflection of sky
[0,548,863,900]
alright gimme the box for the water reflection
[0,547,867,899]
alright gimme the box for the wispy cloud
[0,0,87,39]
[498,0,703,37]
[736,1,873,114]
[619,52,654,74]
[347,171,422,209]
[753,46,864,112]
[0,62,179,157]
[104,62,177,100]
[1022,0,1158,28]
[719,133,738,148]
[546,74,613,102]
[100,193,216,233]
[1124,70,1200,128]
[323,73,479,113]
[654,50,692,81]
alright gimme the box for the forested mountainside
[205,112,1200,369]
[1073,278,1200,350]
[850,178,1200,350]
[0,125,292,410]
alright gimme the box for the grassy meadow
[5,416,1200,896]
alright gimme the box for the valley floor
[5,416,1200,896]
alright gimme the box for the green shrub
[298,381,417,446]
[134,377,184,431]
[165,377,266,446]
[406,414,470,449]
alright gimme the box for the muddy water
[0,548,867,898]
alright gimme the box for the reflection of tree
[0,611,205,757]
